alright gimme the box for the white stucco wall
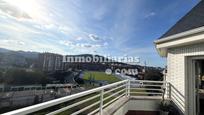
[167,42,204,114]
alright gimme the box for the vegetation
[160,100,171,112]
[1,69,50,85]
[83,71,120,83]
[0,71,3,83]
[144,70,163,81]
[50,71,72,83]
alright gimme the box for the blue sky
[0,0,199,67]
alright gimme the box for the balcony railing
[2,80,167,115]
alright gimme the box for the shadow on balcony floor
[125,110,159,115]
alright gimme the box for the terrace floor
[125,111,159,115]
[101,96,162,115]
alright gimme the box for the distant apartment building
[38,53,63,72]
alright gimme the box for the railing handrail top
[130,80,166,83]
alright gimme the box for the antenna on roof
[143,61,146,73]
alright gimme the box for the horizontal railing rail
[2,79,167,115]
[129,80,166,98]
[167,83,185,112]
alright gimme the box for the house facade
[155,1,204,115]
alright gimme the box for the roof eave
[154,26,204,44]
[155,26,204,57]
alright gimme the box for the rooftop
[160,0,204,39]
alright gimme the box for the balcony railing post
[126,81,128,96]
[168,83,171,99]
[99,89,104,115]
[128,80,130,97]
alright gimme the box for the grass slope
[83,71,120,83]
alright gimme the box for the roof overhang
[154,26,204,57]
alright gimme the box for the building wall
[38,53,63,72]
[167,42,204,114]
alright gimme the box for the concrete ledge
[114,97,161,115]
[95,96,162,115]
[126,98,161,111]
[95,96,129,115]
[130,96,162,100]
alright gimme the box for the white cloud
[58,25,73,33]
[88,34,100,41]
[76,37,83,40]
[75,43,102,48]
[44,24,55,29]
[0,38,68,54]
[77,43,92,48]
[59,39,106,49]
[145,12,156,18]
[0,39,25,48]
[59,40,73,46]
[0,0,32,20]
[18,41,25,45]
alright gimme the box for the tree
[33,95,40,104]
[0,72,3,83]
[4,69,50,85]
[51,71,72,83]
[144,70,163,81]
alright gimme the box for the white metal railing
[2,80,167,115]
[167,83,185,113]
[130,80,167,98]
